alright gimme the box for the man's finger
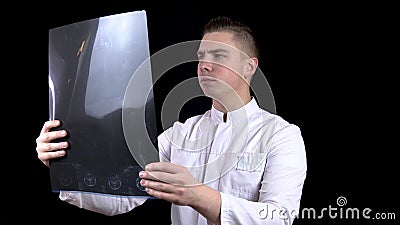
[140,170,178,184]
[141,179,174,193]
[145,162,180,173]
[40,120,60,135]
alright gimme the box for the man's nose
[198,60,212,72]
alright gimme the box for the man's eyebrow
[197,48,230,55]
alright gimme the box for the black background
[15,1,398,224]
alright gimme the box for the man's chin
[200,87,223,100]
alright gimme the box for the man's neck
[212,94,252,114]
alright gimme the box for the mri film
[48,10,157,197]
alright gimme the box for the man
[36,16,307,225]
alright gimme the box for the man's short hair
[203,16,259,58]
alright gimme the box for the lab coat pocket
[236,152,266,172]
[220,153,267,201]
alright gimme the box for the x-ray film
[48,10,157,196]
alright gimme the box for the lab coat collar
[210,97,259,123]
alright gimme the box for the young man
[36,16,307,225]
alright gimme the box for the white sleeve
[157,128,172,162]
[59,191,148,216]
[220,192,287,225]
[220,125,307,225]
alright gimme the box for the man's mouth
[199,77,217,83]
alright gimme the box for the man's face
[197,32,250,101]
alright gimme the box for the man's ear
[244,57,259,79]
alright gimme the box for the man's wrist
[189,184,221,224]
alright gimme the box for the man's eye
[215,54,225,58]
